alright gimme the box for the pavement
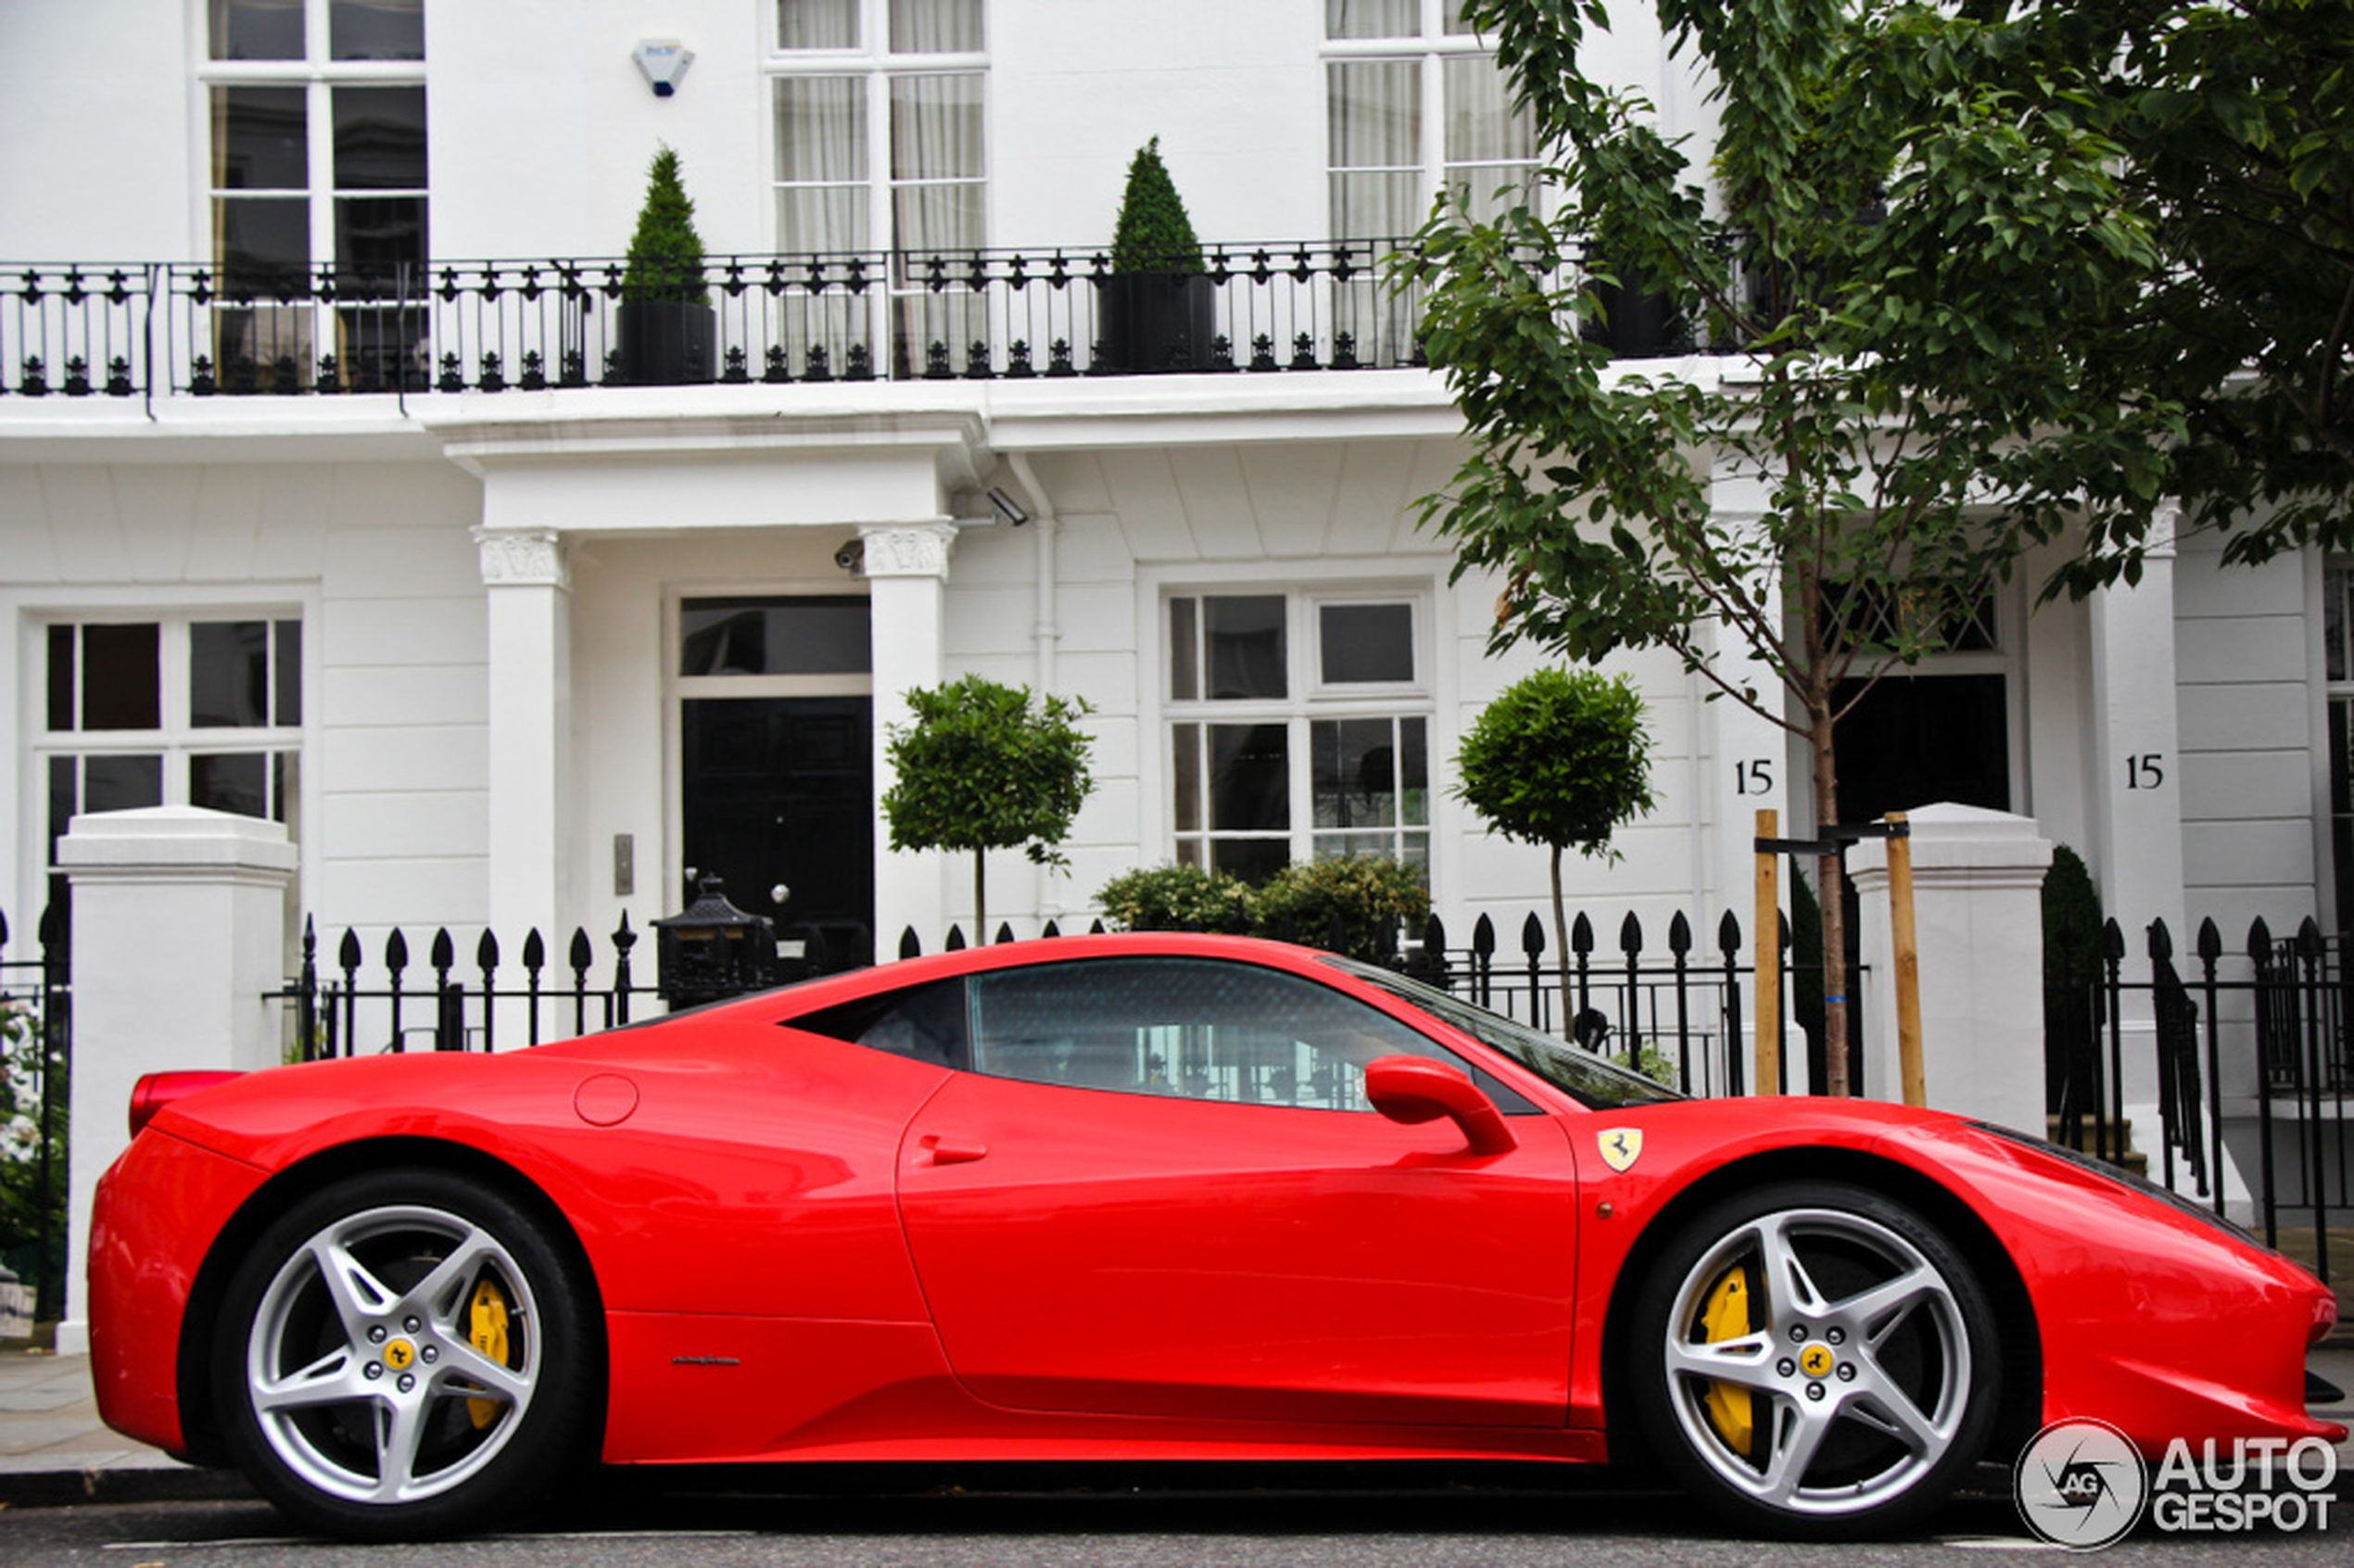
[1,1341,2350,1511]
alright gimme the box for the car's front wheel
[212,1169,597,1538]
[1630,1180,2001,1539]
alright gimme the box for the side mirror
[1363,1055,1516,1156]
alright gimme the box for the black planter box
[617,299,716,386]
[1097,272,1221,373]
[1584,272,1686,359]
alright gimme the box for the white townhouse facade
[0,0,2342,1048]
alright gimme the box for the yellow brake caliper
[467,1276,513,1430]
[1699,1267,1755,1459]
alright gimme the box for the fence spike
[0,905,9,950]
[1570,911,1592,955]
[1522,912,1547,956]
[2246,917,2272,960]
[995,922,1016,947]
[301,914,317,959]
[431,927,455,972]
[1472,912,1496,955]
[2099,917,2125,962]
[1716,908,1741,955]
[1229,892,1251,934]
[2297,916,2323,956]
[945,925,967,951]
[900,927,922,959]
[476,928,500,970]
[1619,911,1644,955]
[1325,910,1348,952]
[613,909,638,951]
[1423,913,1448,953]
[1041,919,1060,939]
[1089,918,1107,934]
[386,927,410,974]
[338,927,362,970]
[2196,917,2221,964]
[569,928,592,977]
[522,928,546,971]
[1668,910,1691,955]
[1376,914,1398,959]
[2146,917,2173,962]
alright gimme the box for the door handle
[917,1133,988,1167]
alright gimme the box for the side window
[787,978,968,1068]
[967,957,1526,1111]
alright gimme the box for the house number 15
[1734,758,1775,795]
[2126,753,2166,790]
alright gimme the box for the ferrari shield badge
[1597,1127,1644,1172]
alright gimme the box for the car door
[895,955,1579,1428]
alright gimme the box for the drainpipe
[1007,450,1065,926]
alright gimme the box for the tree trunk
[1550,843,1572,1041]
[1810,702,1851,1094]
[974,851,988,946]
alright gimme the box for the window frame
[1160,586,1435,879]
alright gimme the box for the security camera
[634,39,693,97]
[834,538,866,575]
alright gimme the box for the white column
[863,521,956,954]
[55,807,297,1355]
[475,525,572,946]
[2087,506,2185,1106]
[1850,803,2053,1134]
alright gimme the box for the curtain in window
[891,0,982,53]
[1328,60,1420,241]
[1443,56,1535,223]
[776,76,868,250]
[890,73,984,254]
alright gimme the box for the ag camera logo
[2017,1418,2148,1549]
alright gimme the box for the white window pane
[329,0,423,60]
[893,181,985,254]
[1331,171,1424,241]
[891,0,982,52]
[777,76,867,183]
[778,185,867,251]
[1328,60,1420,168]
[778,0,858,48]
[213,86,308,191]
[891,74,985,180]
[210,0,303,59]
[1444,0,1479,34]
[1320,602,1414,684]
[1326,0,1417,39]
[1444,56,1531,164]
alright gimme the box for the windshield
[1322,955,1684,1110]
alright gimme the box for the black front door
[681,696,873,971]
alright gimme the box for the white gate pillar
[862,521,957,952]
[475,526,573,944]
[1850,803,2051,1134]
[55,806,297,1355]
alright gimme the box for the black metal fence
[0,904,70,1326]
[0,242,1547,405]
[2051,915,2350,1287]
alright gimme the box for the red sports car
[87,933,2339,1539]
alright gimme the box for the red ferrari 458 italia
[87,933,2339,1539]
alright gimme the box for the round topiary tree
[623,143,709,305]
[1250,853,1429,961]
[1097,863,1253,933]
[1110,135,1204,275]
[1456,668,1655,1033]
[882,676,1095,943]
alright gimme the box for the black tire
[211,1168,599,1538]
[1628,1180,2001,1539]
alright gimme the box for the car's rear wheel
[1630,1180,2000,1539]
[212,1169,596,1538]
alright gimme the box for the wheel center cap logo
[384,1339,416,1372]
[1799,1343,1834,1379]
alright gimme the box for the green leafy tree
[1098,863,1253,932]
[1250,854,1430,961]
[1405,0,2170,1091]
[1110,136,1206,274]
[1456,668,1655,1028]
[883,676,1095,942]
[622,144,709,305]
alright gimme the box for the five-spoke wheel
[215,1170,595,1538]
[1632,1181,2000,1538]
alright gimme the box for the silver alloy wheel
[1660,1205,1972,1520]
[244,1203,538,1506]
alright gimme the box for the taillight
[128,1070,244,1138]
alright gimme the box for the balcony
[0,241,1695,408]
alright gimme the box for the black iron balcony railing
[0,242,1542,407]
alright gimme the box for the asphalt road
[1,1473,2345,1567]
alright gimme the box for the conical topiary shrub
[623,144,709,305]
[1100,136,1218,372]
[1110,136,1204,275]
[617,144,715,383]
